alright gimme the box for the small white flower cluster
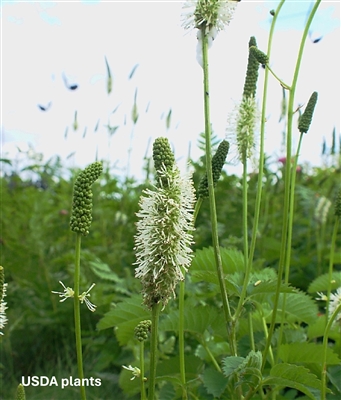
[134,165,196,308]
[226,97,259,163]
[314,196,331,225]
[0,282,8,336]
[182,0,238,67]
[316,287,341,324]
[52,281,97,312]
[182,0,238,34]
[122,365,141,380]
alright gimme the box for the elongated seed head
[198,140,230,198]
[70,161,103,236]
[298,92,318,134]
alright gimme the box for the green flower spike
[70,161,103,236]
[152,137,175,187]
[335,187,341,218]
[134,320,152,342]
[298,91,318,134]
[242,36,260,99]
[198,140,230,198]
[249,46,269,65]
[16,383,26,400]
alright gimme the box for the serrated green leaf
[159,305,222,336]
[222,356,245,377]
[89,260,120,281]
[278,342,340,366]
[263,363,324,400]
[191,247,245,275]
[202,368,228,398]
[247,280,295,299]
[307,315,340,341]
[158,382,176,400]
[308,272,341,293]
[274,292,318,325]
[96,295,150,345]
[327,365,341,393]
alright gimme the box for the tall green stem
[234,157,249,319]
[178,280,188,400]
[321,302,341,400]
[200,25,235,354]
[248,0,283,274]
[326,218,339,321]
[262,0,321,369]
[74,233,86,400]
[140,341,147,400]
[148,302,161,400]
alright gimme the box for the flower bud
[249,46,269,65]
[152,137,175,187]
[16,384,26,400]
[298,92,318,134]
[243,37,260,99]
[134,320,152,342]
[70,162,103,236]
[198,140,230,198]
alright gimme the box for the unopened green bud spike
[249,46,269,65]
[16,384,26,400]
[298,91,318,134]
[152,137,175,186]
[243,37,260,99]
[198,140,230,198]
[70,161,103,236]
[134,320,152,342]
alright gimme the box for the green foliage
[1,143,340,399]
[263,363,325,399]
[278,342,340,365]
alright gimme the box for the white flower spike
[182,0,238,35]
[316,287,341,324]
[0,283,8,336]
[134,164,196,309]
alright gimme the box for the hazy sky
[1,1,340,180]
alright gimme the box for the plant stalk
[74,233,86,400]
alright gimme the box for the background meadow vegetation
[1,129,340,399]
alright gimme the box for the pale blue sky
[1,1,340,180]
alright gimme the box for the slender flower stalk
[69,161,102,400]
[321,295,341,400]
[325,188,341,320]
[232,37,260,321]
[134,320,151,400]
[201,27,234,341]
[262,0,322,370]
